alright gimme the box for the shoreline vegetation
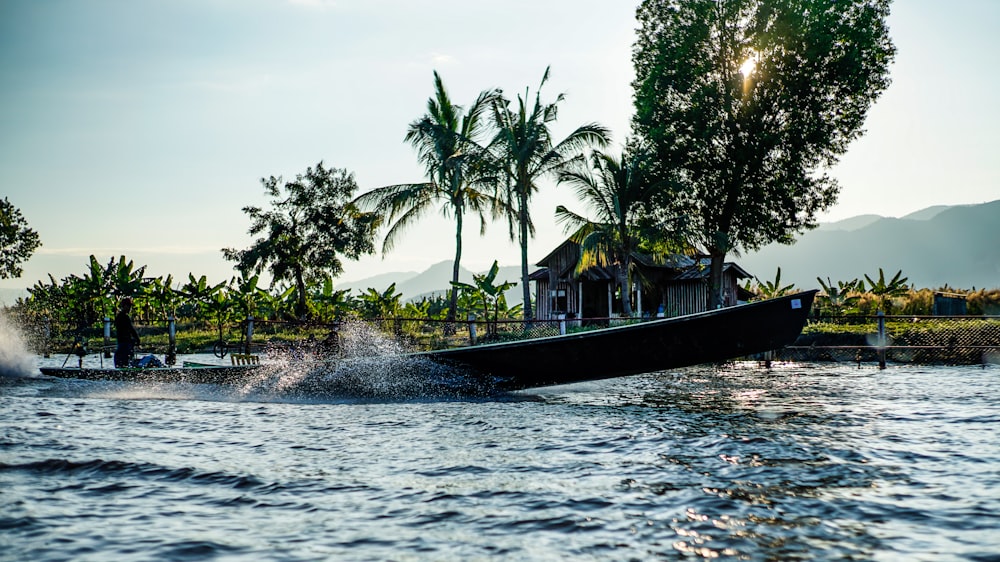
[10,276,1000,366]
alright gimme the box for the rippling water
[2,353,999,561]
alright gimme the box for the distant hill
[900,205,952,221]
[338,261,524,303]
[816,214,883,232]
[740,200,1000,290]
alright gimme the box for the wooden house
[529,238,753,321]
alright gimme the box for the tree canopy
[0,197,42,279]
[632,0,895,307]
[223,162,379,318]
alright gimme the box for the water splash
[238,320,492,400]
[0,309,37,378]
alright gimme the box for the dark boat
[421,290,817,390]
[39,291,816,391]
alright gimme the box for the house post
[636,283,643,317]
[877,310,886,370]
[607,284,613,320]
[103,316,112,358]
[578,283,583,319]
[166,315,177,366]
[245,315,254,355]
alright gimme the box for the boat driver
[114,297,141,368]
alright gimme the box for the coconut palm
[555,149,663,317]
[489,67,609,320]
[354,72,504,324]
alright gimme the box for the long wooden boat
[421,290,817,390]
[39,291,816,391]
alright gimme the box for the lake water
[2,331,999,560]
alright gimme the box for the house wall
[536,272,744,320]
[534,279,581,320]
[534,242,582,320]
[655,273,742,317]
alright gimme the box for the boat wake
[234,355,491,402]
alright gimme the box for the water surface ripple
[2,362,998,561]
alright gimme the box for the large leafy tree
[224,162,378,319]
[489,67,609,321]
[0,197,42,279]
[354,72,503,324]
[632,0,895,308]
[555,148,665,317]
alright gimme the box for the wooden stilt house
[530,238,753,321]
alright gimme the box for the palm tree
[555,149,662,317]
[489,67,609,321]
[354,72,504,324]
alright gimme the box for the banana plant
[310,274,356,321]
[107,255,149,322]
[816,277,862,317]
[357,283,402,320]
[107,255,147,299]
[202,282,238,349]
[179,274,228,329]
[231,273,271,320]
[145,274,184,321]
[451,261,518,336]
[864,268,909,313]
[750,267,795,300]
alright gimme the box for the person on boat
[114,297,141,368]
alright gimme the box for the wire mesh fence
[777,315,1000,366]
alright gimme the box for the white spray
[0,309,36,378]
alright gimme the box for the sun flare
[739,55,757,77]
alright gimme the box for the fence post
[166,315,177,366]
[468,313,477,345]
[103,316,112,358]
[557,313,567,336]
[246,315,254,355]
[877,310,886,370]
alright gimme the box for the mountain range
[738,199,1000,290]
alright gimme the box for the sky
[1,0,998,294]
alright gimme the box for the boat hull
[420,291,817,390]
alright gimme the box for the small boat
[39,291,816,391]
[39,362,264,385]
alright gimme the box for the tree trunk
[447,210,463,325]
[620,263,633,317]
[708,249,726,309]
[295,268,308,319]
[519,189,533,322]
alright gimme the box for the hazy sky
[2,0,997,292]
